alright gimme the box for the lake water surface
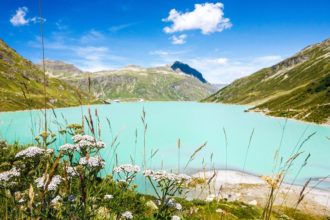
[0,102,329,189]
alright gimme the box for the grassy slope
[0,39,97,111]
[41,61,215,101]
[205,38,330,123]
[68,70,214,101]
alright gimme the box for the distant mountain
[204,38,330,124]
[171,61,207,83]
[38,60,84,78]
[42,62,216,101]
[0,39,95,112]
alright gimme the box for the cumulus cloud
[171,34,187,45]
[163,2,232,35]
[10,7,29,26]
[10,6,45,26]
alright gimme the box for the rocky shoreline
[189,170,330,216]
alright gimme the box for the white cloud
[150,49,283,84]
[109,23,135,32]
[10,7,29,26]
[210,58,229,65]
[163,2,232,35]
[10,6,45,26]
[171,34,187,45]
[149,50,186,56]
[55,20,69,31]
[187,55,283,84]
[149,50,187,64]
[253,55,282,62]
[29,31,124,72]
[80,30,105,44]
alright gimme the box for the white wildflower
[50,195,62,205]
[114,164,140,173]
[96,141,106,149]
[15,146,45,158]
[73,134,95,143]
[172,216,180,220]
[66,166,78,177]
[121,211,133,219]
[175,202,182,210]
[73,135,106,150]
[0,167,20,182]
[143,169,191,184]
[143,169,153,177]
[104,194,113,200]
[79,156,105,168]
[166,198,175,207]
[59,143,76,152]
[35,174,62,191]
[76,140,93,150]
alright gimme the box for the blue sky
[1,0,330,83]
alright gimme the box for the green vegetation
[0,40,98,112]
[0,139,326,220]
[42,61,216,101]
[204,38,330,124]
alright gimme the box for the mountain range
[40,61,217,102]
[2,37,329,124]
[205,38,330,124]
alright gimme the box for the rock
[248,200,258,206]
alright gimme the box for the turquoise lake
[0,102,329,190]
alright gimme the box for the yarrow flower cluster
[143,170,191,183]
[66,166,78,177]
[158,198,182,210]
[59,143,76,153]
[35,174,62,191]
[72,135,106,151]
[121,211,133,219]
[113,164,141,173]
[73,134,95,143]
[79,156,105,168]
[0,167,20,182]
[15,146,45,158]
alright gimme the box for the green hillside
[205,38,330,124]
[42,62,216,101]
[0,39,96,112]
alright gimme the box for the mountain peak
[171,61,207,83]
[37,60,84,78]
